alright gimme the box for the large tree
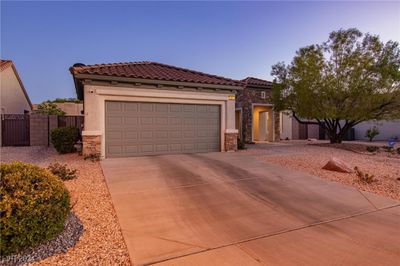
[271,28,400,143]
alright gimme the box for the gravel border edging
[0,212,84,266]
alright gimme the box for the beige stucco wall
[82,84,237,157]
[0,67,31,114]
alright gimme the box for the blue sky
[1,1,399,103]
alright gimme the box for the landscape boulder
[322,157,353,173]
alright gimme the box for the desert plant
[354,166,375,183]
[365,126,380,142]
[84,153,101,161]
[0,162,70,255]
[47,163,77,181]
[50,126,80,154]
[382,146,394,153]
[366,146,379,153]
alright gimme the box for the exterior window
[261,91,266,99]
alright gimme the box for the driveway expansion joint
[145,204,400,265]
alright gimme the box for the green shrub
[47,163,77,181]
[365,126,380,142]
[0,162,70,255]
[50,127,79,154]
[366,146,379,153]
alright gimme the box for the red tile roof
[70,61,242,87]
[0,60,13,71]
[242,77,272,88]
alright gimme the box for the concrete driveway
[101,153,400,266]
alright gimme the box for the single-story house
[235,77,280,143]
[70,61,242,158]
[0,59,32,114]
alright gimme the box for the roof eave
[9,63,33,109]
[72,73,243,96]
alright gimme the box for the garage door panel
[155,144,169,152]
[140,117,153,125]
[139,103,154,112]
[106,102,123,112]
[155,117,168,125]
[123,102,138,112]
[169,105,182,113]
[124,131,138,141]
[124,117,139,126]
[182,104,196,112]
[140,131,154,140]
[155,131,169,139]
[106,102,220,157]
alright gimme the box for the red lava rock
[322,157,353,173]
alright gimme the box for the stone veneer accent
[236,85,280,143]
[225,132,238,152]
[82,135,101,157]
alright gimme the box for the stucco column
[225,96,238,151]
[82,85,102,158]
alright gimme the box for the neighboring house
[0,60,32,114]
[280,112,323,140]
[70,61,242,158]
[235,77,280,143]
[32,102,83,115]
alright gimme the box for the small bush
[0,162,70,255]
[365,126,379,142]
[366,146,379,153]
[397,148,400,155]
[84,154,101,161]
[50,127,79,154]
[47,163,77,181]
[354,166,375,183]
[237,138,246,150]
[382,146,394,153]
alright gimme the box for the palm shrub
[0,162,70,255]
[50,126,80,154]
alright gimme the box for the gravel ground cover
[243,142,400,201]
[0,213,83,266]
[0,147,131,265]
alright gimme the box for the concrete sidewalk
[101,153,400,265]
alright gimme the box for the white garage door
[105,101,221,157]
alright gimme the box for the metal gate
[1,114,30,146]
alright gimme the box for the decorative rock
[0,212,83,266]
[322,157,353,173]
